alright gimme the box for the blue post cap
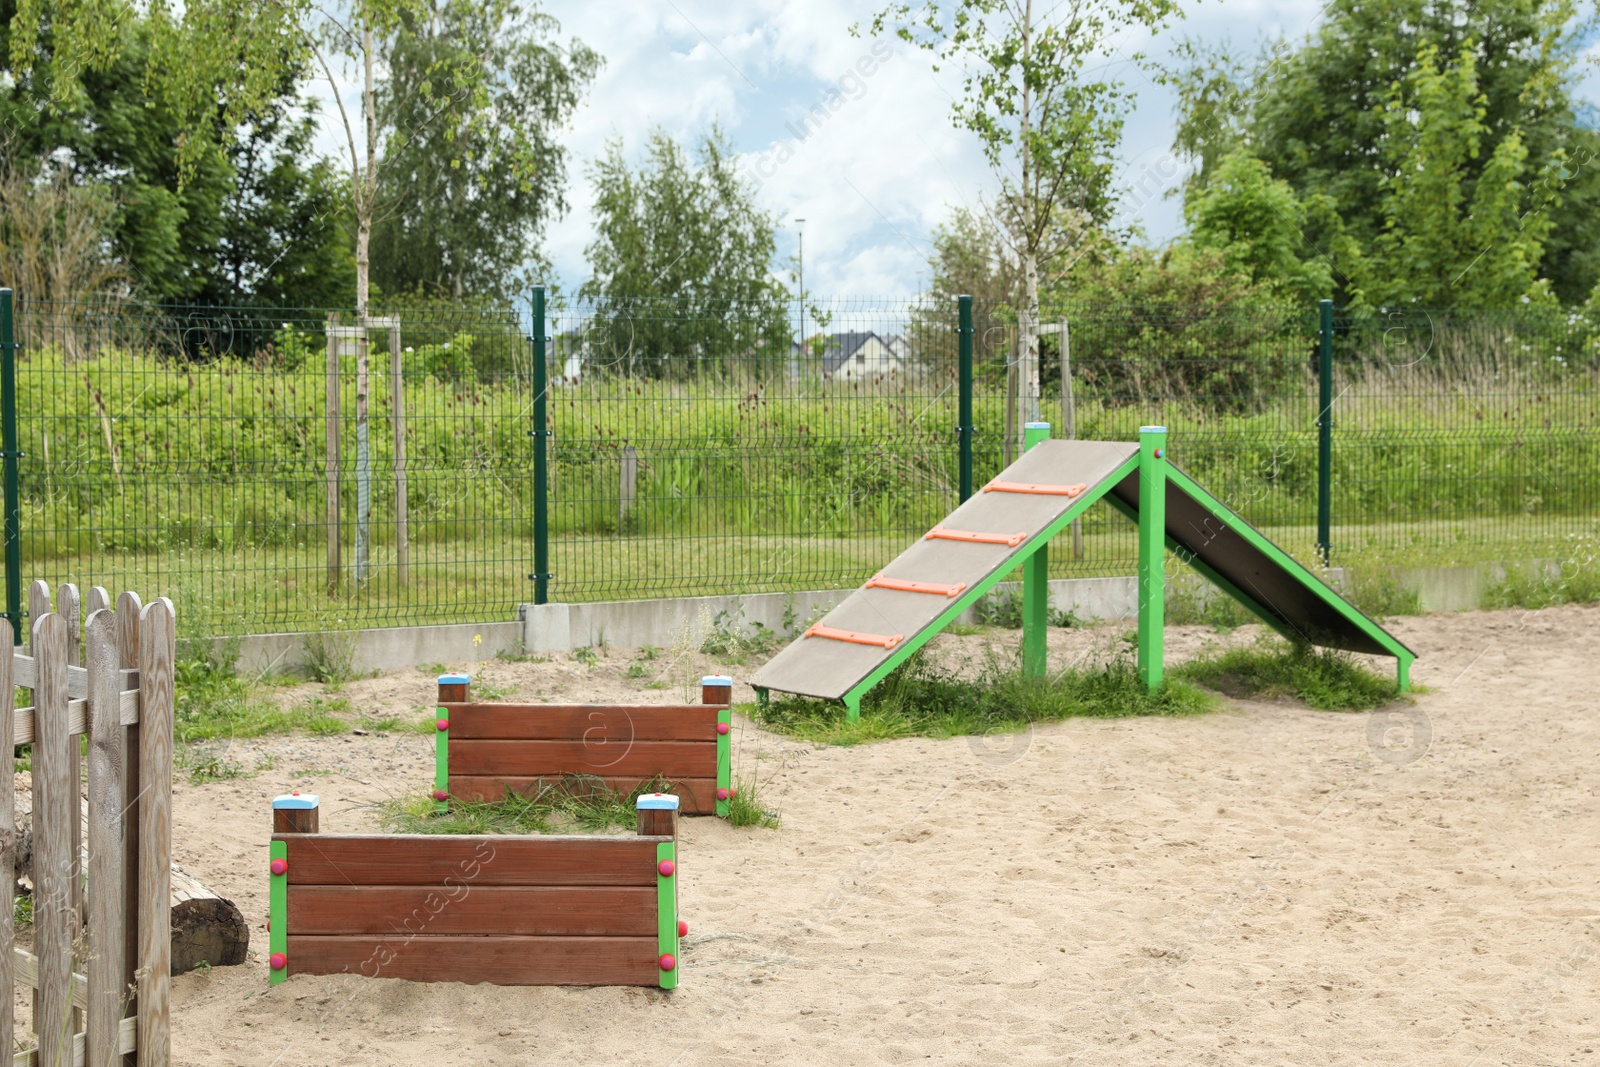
[701,675,732,686]
[1024,421,1051,430]
[635,793,681,811]
[1139,425,1167,434]
[437,673,471,685]
[272,794,321,810]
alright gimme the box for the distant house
[793,331,911,380]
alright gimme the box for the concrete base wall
[220,559,1541,671]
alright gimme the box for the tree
[1173,0,1600,303]
[863,0,1182,453]
[1184,149,1334,305]
[580,128,790,379]
[371,2,599,299]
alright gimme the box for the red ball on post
[657,859,675,878]
[432,789,449,802]
[435,718,450,732]
[715,788,729,801]
[658,953,676,972]
[269,952,287,971]
[716,722,730,735]
[270,858,288,877]
[677,919,688,937]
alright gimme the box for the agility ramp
[750,424,1415,718]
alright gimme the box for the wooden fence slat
[11,689,142,745]
[27,580,49,656]
[34,613,76,1067]
[0,619,13,1066]
[285,886,657,937]
[11,948,88,1009]
[277,834,661,886]
[115,591,143,1053]
[86,609,127,1065]
[10,1015,135,1067]
[10,655,136,699]
[136,599,173,1067]
[59,585,83,1044]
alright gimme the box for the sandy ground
[165,605,1599,1066]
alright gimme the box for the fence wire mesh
[5,292,1597,635]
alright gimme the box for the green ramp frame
[755,424,1414,720]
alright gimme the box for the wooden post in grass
[636,793,680,990]
[435,674,469,812]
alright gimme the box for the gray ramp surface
[751,440,1138,701]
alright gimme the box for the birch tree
[863,0,1181,451]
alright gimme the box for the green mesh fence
[4,292,1597,636]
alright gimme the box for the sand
[166,604,1599,1065]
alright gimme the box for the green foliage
[13,894,32,928]
[579,127,791,378]
[754,650,1216,747]
[725,776,779,829]
[1483,541,1600,607]
[1175,637,1400,710]
[1185,150,1334,305]
[698,608,780,662]
[371,3,600,299]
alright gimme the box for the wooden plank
[285,935,660,986]
[11,689,139,745]
[0,619,13,1065]
[85,609,127,1067]
[449,739,716,779]
[444,703,719,741]
[447,775,718,815]
[33,613,76,1067]
[10,1015,135,1067]
[27,580,49,657]
[286,886,656,937]
[58,585,84,1045]
[115,591,142,1050]
[12,948,88,1009]
[276,834,662,886]
[136,598,174,1067]
[10,655,137,700]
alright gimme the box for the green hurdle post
[1137,426,1168,689]
[702,675,733,817]
[1021,421,1051,678]
[636,794,681,990]
[268,793,320,987]
[435,673,470,812]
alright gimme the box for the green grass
[1175,637,1401,711]
[376,774,776,833]
[752,651,1217,747]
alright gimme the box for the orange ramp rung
[925,525,1027,548]
[983,479,1088,497]
[865,574,967,598]
[804,624,904,649]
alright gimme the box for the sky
[312,1,1600,301]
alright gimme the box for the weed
[754,649,1215,746]
[304,628,356,685]
[180,749,247,784]
[1484,544,1600,608]
[297,695,351,736]
[972,586,1085,629]
[495,648,547,664]
[376,776,659,835]
[725,775,779,829]
[474,679,515,700]
[700,606,780,662]
[625,663,648,678]
[14,894,32,927]
[1175,636,1400,711]
[572,646,599,668]
[944,622,986,636]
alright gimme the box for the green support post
[1137,426,1168,690]
[637,794,681,990]
[0,289,19,646]
[1397,653,1413,693]
[435,672,468,812]
[1021,421,1051,677]
[957,295,974,502]
[268,838,287,985]
[531,287,550,604]
[715,707,732,817]
[1316,299,1333,566]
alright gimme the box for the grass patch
[752,651,1216,747]
[725,775,779,829]
[1483,547,1600,609]
[1175,637,1400,711]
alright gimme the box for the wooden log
[170,864,248,973]
[446,775,718,815]
[284,934,660,986]
[442,703,719,741]
[448,739,714,778]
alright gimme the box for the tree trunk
[1015,0,1041,456]
[354,25,377,583]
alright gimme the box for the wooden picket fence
[2,581,174,1067]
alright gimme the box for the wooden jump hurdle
[3,581,175,1067]
[432,674,735,816]
[267,793,684,988]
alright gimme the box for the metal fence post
[957,295,974,502]
[0,289,18,645]
[531,287,550,606]
[1316,299,1333,567]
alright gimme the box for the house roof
[791,331,908,374]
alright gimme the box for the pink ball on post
[269,953,287,971]
[657,859,675,878]
[432,789,449,802]
[716,722,730,735]
[658,953,676,972]
[715,788,730,801]
[678,919,688,937]
[270,858,288,877]
[435,718,450,732]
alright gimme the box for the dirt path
[169,605,1599,1066]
